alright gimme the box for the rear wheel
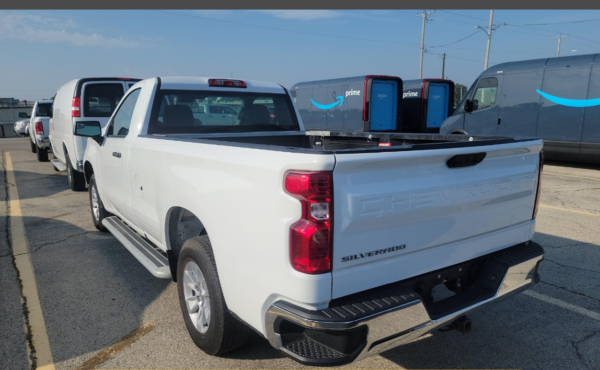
[30,140,37,153]
[36,147,49,162]
[88,175,110,232]
[66,151,86,191]
[177,236,250,356]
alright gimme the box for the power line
[513,18,600,26]
[152,10,421,46]
[426,49,484,63]
[428,30,482,48]
[436,10,489,22]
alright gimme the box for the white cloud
[257,10,342,20]
[0,11,150,49]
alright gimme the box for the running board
[102,216,171,279]
[51,159,67,172]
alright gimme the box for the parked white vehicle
[13,118,29,136]
[49,77,140,190]
[80,76,545,366]
[28,100,54,162]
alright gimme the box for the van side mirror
[75,121,102,137]
[18,112,30,118]
[464,99,473,113]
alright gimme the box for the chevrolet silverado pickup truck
[79,76,545,366]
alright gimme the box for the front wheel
[177,236,250,356]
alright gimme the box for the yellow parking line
[544,172,600,181]
[6,152,56,370]
[539,204,599,217]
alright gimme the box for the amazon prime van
[291,75,403,132]
[49,77,141,191]
[440,53,600,164]
[401,79,454,133]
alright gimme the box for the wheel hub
[183,261,211,334]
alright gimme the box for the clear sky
[1,9,600,101]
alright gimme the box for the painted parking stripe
[544,172,600,181]
[524,290,600,322]
[6,152,56,370]
[540,204,599,217]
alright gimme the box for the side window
[209,106,220,114]
[108,89,141,137]
[472,78,498,111]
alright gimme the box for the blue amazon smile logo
[536,89,600,107]
[311,95,344,110]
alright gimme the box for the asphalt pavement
[1,136,599,370]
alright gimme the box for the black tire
[88,175,111,232]
[36,147,49,162]
[30,140,37,153]
[66,151,86,191]
[177,236,250,356]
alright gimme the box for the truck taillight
[72,97,81,117]
[532,151,544,219]
[208,79,247,88]
[35,121,43,135]
[285,171,332,274]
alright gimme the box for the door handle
[497,118,502,125]
[112,152,121,158]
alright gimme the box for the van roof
[154,76,286,94]
[482,52,600,76]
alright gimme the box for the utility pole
[441,53,446,79]
[477,11,506,71]
[552,34,568,57]
[417,10,435,79]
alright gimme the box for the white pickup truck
[80,76,545,366]
[28,100,54,162]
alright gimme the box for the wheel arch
[83,161,94,184]
[164,206,208,281]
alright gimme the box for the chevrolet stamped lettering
[359,173,535,218]
[341,244,407,262]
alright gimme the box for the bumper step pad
[285,338,344,359]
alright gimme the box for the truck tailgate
[331,140,542,298]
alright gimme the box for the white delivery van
[49,77,140,190]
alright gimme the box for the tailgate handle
[446,152,486,168]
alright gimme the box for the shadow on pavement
[1,215,171,366]
[377,232,599,370]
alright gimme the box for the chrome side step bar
[51,159,67,172]
[102,216,171,279]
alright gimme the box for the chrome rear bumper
[265,241,544,366]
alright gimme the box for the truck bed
[141,131,536,153]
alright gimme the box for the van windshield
[148,90,300,134]
[83,83,125,118]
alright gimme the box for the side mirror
[18,112,30,118]
[75,121,102,138]
[464,99,473,113]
